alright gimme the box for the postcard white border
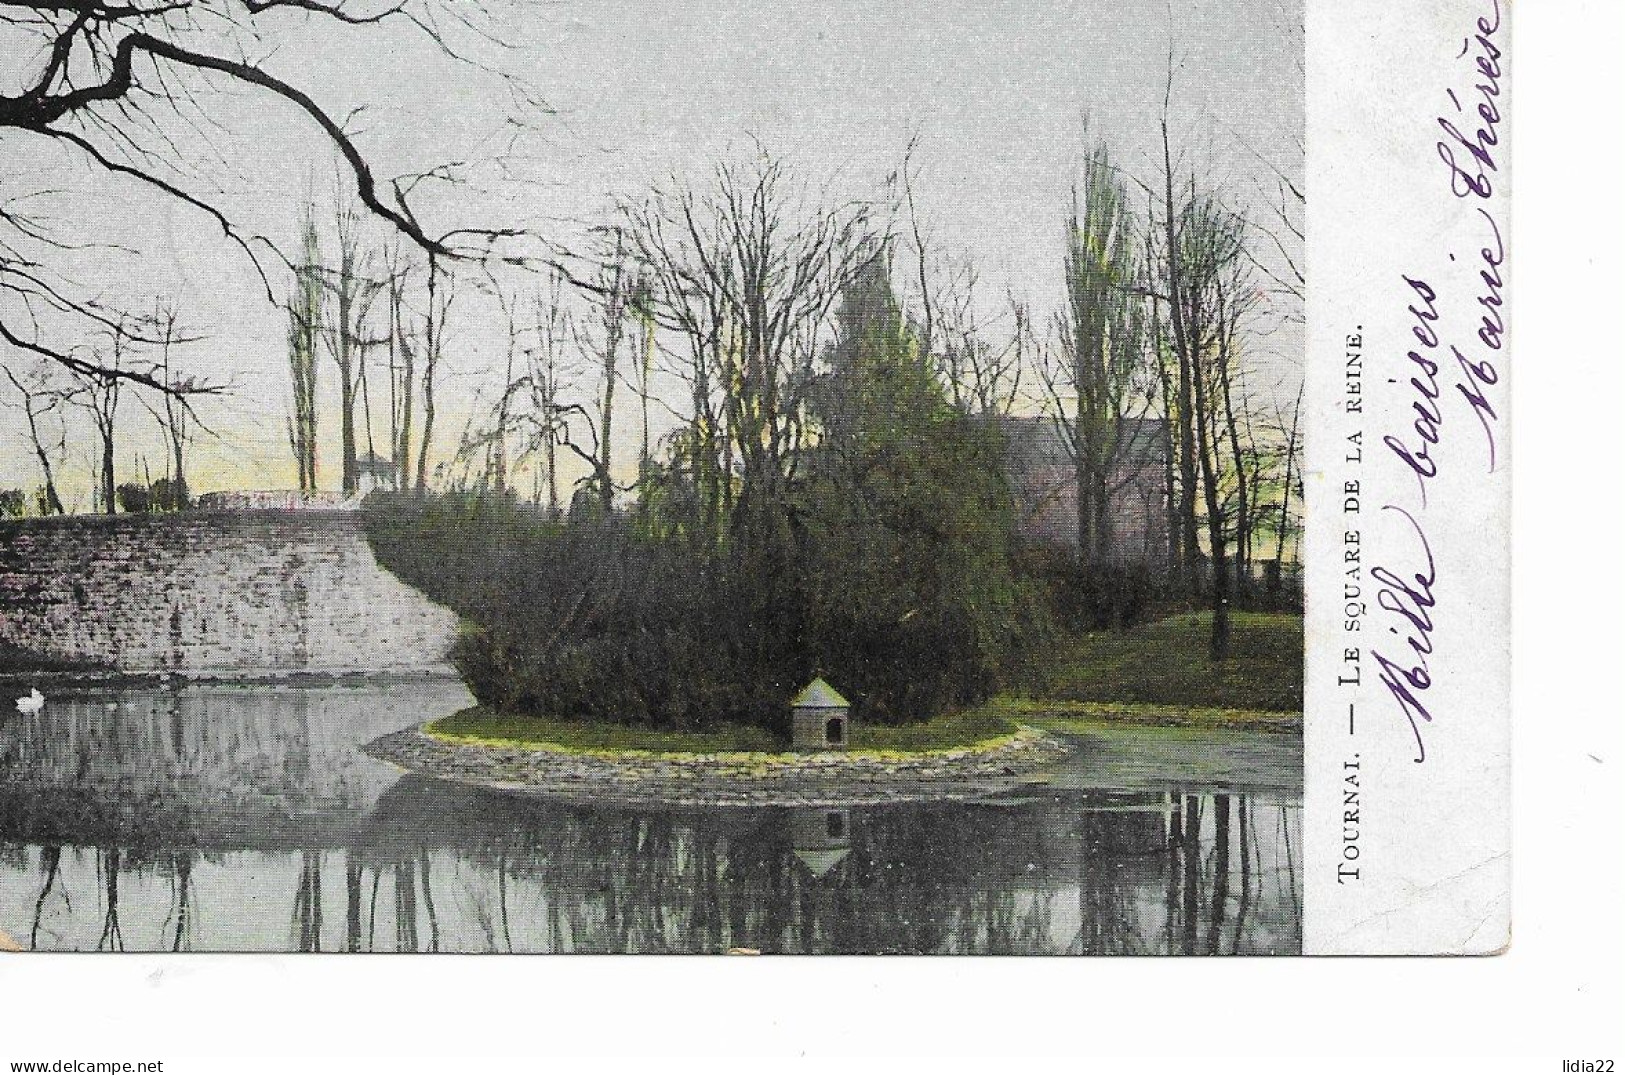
[1303,0,1511,954]
[10,2,1625,1069]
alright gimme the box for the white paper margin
[1304,0,1512,954]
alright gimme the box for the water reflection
[0,686,1301,955]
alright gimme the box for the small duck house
[790,677,851,751]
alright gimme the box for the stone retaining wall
[0,511,458,677]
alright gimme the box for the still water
[0,684,1301,954]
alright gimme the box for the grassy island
[421,611,1302,759]
[427,702,1022,759]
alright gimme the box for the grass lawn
[1014,610,1303,714]
[987,697,1300,733]
[427,703,1020,758]
[430,708,783,753]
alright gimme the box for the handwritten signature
[1436,0,1504,200]
[1372,0,1504,762]
[1371,506,1437,763]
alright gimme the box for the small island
[364,597,1301,806]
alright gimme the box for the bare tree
[521,273,571,515]
[1,1,535,390]
[1212,246,1265,590]
[386,244,414,492]
[488,276,521,496]
[413,256,453,493]
[619,191,732,534]
[1156,111,1204,593]
[1164,189,1250,657]
[1,358,69,513]
[558,234,635,515]
[630,278,656,491]
[621,151,881,548]
[1273,385,1303,566]
[77,319,144,512]
[381,245,454,495]
[287,209,322,492]
[139,298,206,507]
[1138,55,1274,657]
[1040,134,1152,566]
[450,269,532,497]
[927,257,1028,419]
[899,137,937,368]
[322,198,386,494]
[893,144,1027,418]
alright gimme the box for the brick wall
[0,511,459,677]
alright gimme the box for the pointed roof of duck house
[791,678,849,709]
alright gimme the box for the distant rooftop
[996,415,1167,469]
[355,453,397,476]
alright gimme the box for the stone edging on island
[364,725,1071,808]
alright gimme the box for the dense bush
[367,495,712,725]
[366,494,793,731]
[792,271,1049,722]
[148,478,189,512]
[112,479,189,514]
[115,482,151,513]
[366,460,1044,734]
[363,273,1049,734]
[1024,551,1161,633]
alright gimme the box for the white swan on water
[14,687,44,714]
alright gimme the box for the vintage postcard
[0,0,1506,956]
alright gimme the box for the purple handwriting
[1453,207,1505,471]
[1436,0,1503,199]
[1384,276,1445,505]
[1371,506,1437,763]
[1373,0,1505,763]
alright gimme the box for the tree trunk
[1074,405,1092,559]
[339,367,357,494]
[170,435,187,507]
[1274,387,1303,565]
[397,320,414,493]
[544,420,558,516]
[1150,302,1181,572]
[99,424,116,514]
[336,264,358,494]
[1218,301,1251,603]
[599,328,616,513]
[21,404,65,515]
[1191,348,1231,660]
[1161,121,1203,592]
[414,260,441,494]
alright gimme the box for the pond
[0,684,1301,955]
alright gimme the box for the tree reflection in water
[0,687,1301,954]
[2,782,1300,954]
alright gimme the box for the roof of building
[996,414,1167,470]
[355,453,398,475]
[791,677,850,709]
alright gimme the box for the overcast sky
[1,0,1303,503]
